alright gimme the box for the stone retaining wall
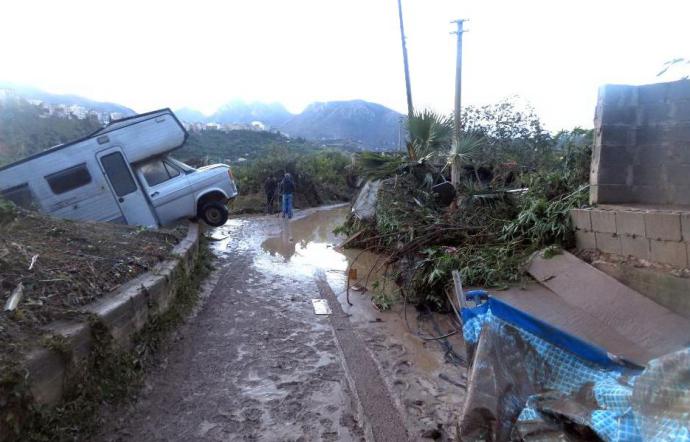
[571,207,690,268]
[23,221,201,407]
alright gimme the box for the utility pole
[451,19,467,142]
[451,19,467,186]
[397,0,414,120]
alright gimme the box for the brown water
[247,204,467,439]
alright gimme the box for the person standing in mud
[264,175,277,214]
[279,172,295,219]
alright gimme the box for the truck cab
[134,156,237,227]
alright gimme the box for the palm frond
[448,131,485,165]
[354,152,407,179]
[407,110,453,160]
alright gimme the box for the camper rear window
[45,164,92,195]
[1,184,36,209]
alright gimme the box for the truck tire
[200,202,228,227]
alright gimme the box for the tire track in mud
[315,271,409,442]
[95,218,365,441]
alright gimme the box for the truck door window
[140,159,179,187]
[1,183,36,209]
[45,163,92,194]
[100,152,137,196]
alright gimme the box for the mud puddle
[229,205,467,440]
[97,205,465,441]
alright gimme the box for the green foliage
[353,151,406,180]
[407,109,453,160]
[371,281,396,311]
[175,129,318,166]
[173,127,353,211]
[0,99,102,166]
[0,198,16,224]
[340,120,593,308]
[461,98,554,171]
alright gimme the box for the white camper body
[0,109,238,227]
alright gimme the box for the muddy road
[97,205,466,441]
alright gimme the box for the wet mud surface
[96,205,466,441]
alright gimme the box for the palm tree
[406,110,453,161]
[355,109,464,183]
[449,132,484,186]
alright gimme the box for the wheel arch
[196,189,229,214]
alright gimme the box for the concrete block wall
[571,207,690,268]
[591,79,690,205]
[21,222,201,407]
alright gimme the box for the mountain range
[176,99,403,150]
[0,82,135,116]
[0,83,403,150]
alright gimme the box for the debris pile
[338,111,592,309]
[343,172,588,307]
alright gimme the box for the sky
[1,0,688,130]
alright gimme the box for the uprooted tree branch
[337,99,592,309]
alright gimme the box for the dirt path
[96,205,466,441]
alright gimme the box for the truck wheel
[200,202,228,227]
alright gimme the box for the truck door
[96,147,159,227]
[135,157,195,225]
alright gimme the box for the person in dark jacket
[279,173,295,219]
[264,175,277,213]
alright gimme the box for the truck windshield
[167,157,196,173]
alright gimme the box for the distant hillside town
[182,120,278,134]
[0,88,125,125]
[0,84,405,151]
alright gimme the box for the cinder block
[632,164,663,186]
[597,164,631,185]
[601,105,637,125]
[632,185,673,205]
[638,82,669,104]
[575,230,596,250]
[590,184,636,205]
[638,103,673,125]
[668,123,690,143]
[570,208,592,231]
[670,187,690,207]
[645,211,682,241]
[681,213,690,242]
[591,209,617,233]
[672,100,690,122]
[665,163,690,188]
[635,125,667,146]
[620,235,650,259]
[667,80,690,100]
[666,142,690,163]
[599,125,633,147]
[595,232,622,255]
[650,240,688,268]
[633,145,665,167]
[599,84,637,107]
[616,210,645,236]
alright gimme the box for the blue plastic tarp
[459,297,690,441]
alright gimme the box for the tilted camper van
[0,109,238,227]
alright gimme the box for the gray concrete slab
[528,251,690,363]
